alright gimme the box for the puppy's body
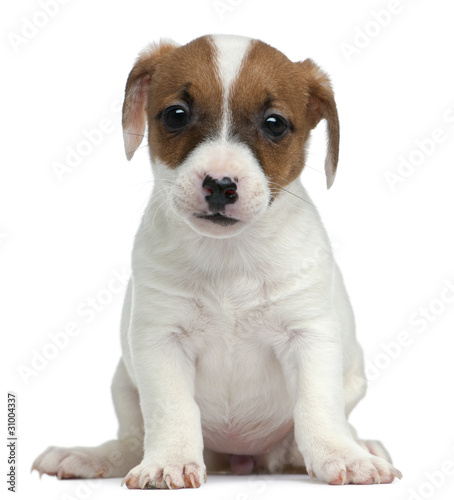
[124,178,359,456]
[33,35,401,488]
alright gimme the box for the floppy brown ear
[122,40,179,160]
[298,59,340,189]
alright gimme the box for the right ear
[122,40,179,160]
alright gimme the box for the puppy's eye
[262,115,288,139]
[163,105,190,131]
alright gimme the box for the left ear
[298,59,340,189]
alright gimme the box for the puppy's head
[122,35,339,238]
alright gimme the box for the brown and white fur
[32,35,401,488]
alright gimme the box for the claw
[308,468,315,480]
[95,469,105,478]
[57,469,63,480]
[204,471,207,483]
[139,475,149,489]
[189,473,196,488]
[340,469,347,485]
[31,465,43,479]
[121,476,126,487]
[165,474,172,489]
[393,468,403,480]
[373,475,380,484]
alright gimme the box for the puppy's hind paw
[32,446,112,479]
[309,447,402,485]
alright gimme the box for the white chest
[190,300,295,455]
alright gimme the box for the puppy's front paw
[308,447,402,485]
[122,460,207,489]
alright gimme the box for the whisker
[268,189,306,211]
[304,164,325,175]
[136,190,163,218]
[126,178,178,187]
[268,182,316,209]
[280,188,316,208]
[123,132,146,137]
[148,192,169,207]
[125,143,150,157]
[166,197,180,222]
[150,193,171,231]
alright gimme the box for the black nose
[202,175,238,212]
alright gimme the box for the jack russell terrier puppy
[32,34,402,488]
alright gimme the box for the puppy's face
[123,35,339,238]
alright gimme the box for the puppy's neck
[135,178,320,275]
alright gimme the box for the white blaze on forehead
[211,35,252,139]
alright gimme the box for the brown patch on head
[122,36,223,166]
[229,40,339,193]
[123,36,339,191]
[147,37,224,168]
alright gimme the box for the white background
[2,0,454,499]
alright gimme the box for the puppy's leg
[256,428,306,474]
[121,287,206,490]
[274,316,402,485]
[259,354,394,477]
[32,359,143,479]
[258,429,394,477]
[344,350,395,465]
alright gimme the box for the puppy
[32,34,401,488]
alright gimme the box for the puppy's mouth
[195,213,239,226]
